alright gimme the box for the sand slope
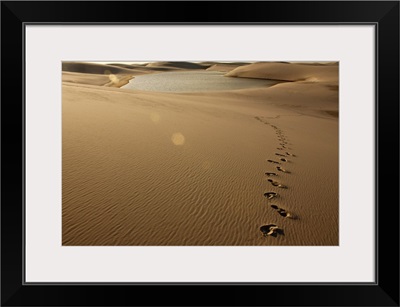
[226,62,338,83]
[62,62,338,246]
[62,62,138,75]
[206,63,248,72]
[62,71,133,87]
[146,61,210,70]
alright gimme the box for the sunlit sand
[62,61,338,246]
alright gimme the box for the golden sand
[62,62,338,246]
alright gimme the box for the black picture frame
[1,1,399,306]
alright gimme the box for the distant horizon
[81,61,335,65]
[87,61,149,65]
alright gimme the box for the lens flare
[171,133,185,146]
[109,74,119,84]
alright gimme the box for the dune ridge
[225,62,338,83]
[62,71,134,87]
[206,63,248,72]
[62,62,138,75]
[146,61,210,70]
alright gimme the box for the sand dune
[290,61,339,66]
[108,63,191,73]
[226,62,338,83]
[107,63,147,69]
[227,82,338,118]
[62,72,113,86]
[206,63,248,72]
[62,62,139,75]
[62,71,133,87]
[62,62,338,246]
[146,61,210,70]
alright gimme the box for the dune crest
[62,62,138,75]
[206,63,248,72]
[146,61,210,70]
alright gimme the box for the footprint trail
[254,115,299,239]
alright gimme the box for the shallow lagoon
[122,71,278,92]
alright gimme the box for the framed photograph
[1,1,399,306]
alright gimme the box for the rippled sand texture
[62,61,338,246]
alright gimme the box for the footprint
[265,172,278,177]
[276,166,290,173]
[270,205,298,219]
[254,117,270,125]
[267,159,280,164]
[275,153,286,157]
[280,158,288,162]
[286,152,296,157]
[260,224,284,237]
[263,192,277,199]
[277,148,284,151]
[267,179,288,189]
